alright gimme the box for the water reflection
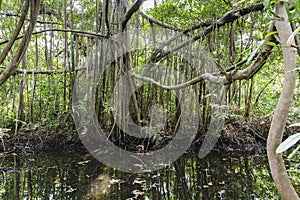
[0,149,298,199]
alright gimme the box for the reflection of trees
[0,151,289,199]
[140,153,280,199]
[174,159,192,199]
[83,174,111,199]
[13,156,20,200]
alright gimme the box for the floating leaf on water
[54,177,60,183]
[133,179,146,185]
[77,160,90,165]
[219,181,225,185]
[132,189,144,195]
[66,187,76,193]
[110,179,124,184]
[218,190,226,195]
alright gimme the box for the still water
[0,148,299,200]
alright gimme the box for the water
[0,149,299,200]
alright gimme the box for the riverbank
[1,115,296,154]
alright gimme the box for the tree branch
[139,12,183,31]
[0,66,86,75]
[0,28,107,46]
[0,0,41,85]
[39,6,61,19]
[0,12,60,25]
[131,71,222,90]
[0,0,29,65]
[132,21,277,88]
[122,0,147,31]
[149,3,265,62]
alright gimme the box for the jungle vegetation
[0,0,299,198]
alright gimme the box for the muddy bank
[0,115,292,154]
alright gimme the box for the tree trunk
[267,2,299,199]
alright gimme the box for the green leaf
[264,31,277,39]
[284,2,292,22]
[266,41,277,47]
[276,132,300,154]
[257,30,263,40]
[295,0,300,17]
[263,0,270,10]
[269,11,281,19]
[289,122,300,127]
[288,145,300,159]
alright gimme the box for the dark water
[0,148,299,200]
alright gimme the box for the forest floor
[1,114,298,154]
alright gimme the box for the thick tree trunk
[267,2,299,199]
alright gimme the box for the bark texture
[267,2,299,199]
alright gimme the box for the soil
[0,115,295,154]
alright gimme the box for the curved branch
[0,12,60,25]
[0,28,107,46]
[0,0,30,65]
[140,12,183,31]
[39,7,61,19]
[131,72,222,90]
[0,0,41,85]
[149,3,265,62]
[132,21,277,88]
[122,0,147,31]
[267,2,299,199]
